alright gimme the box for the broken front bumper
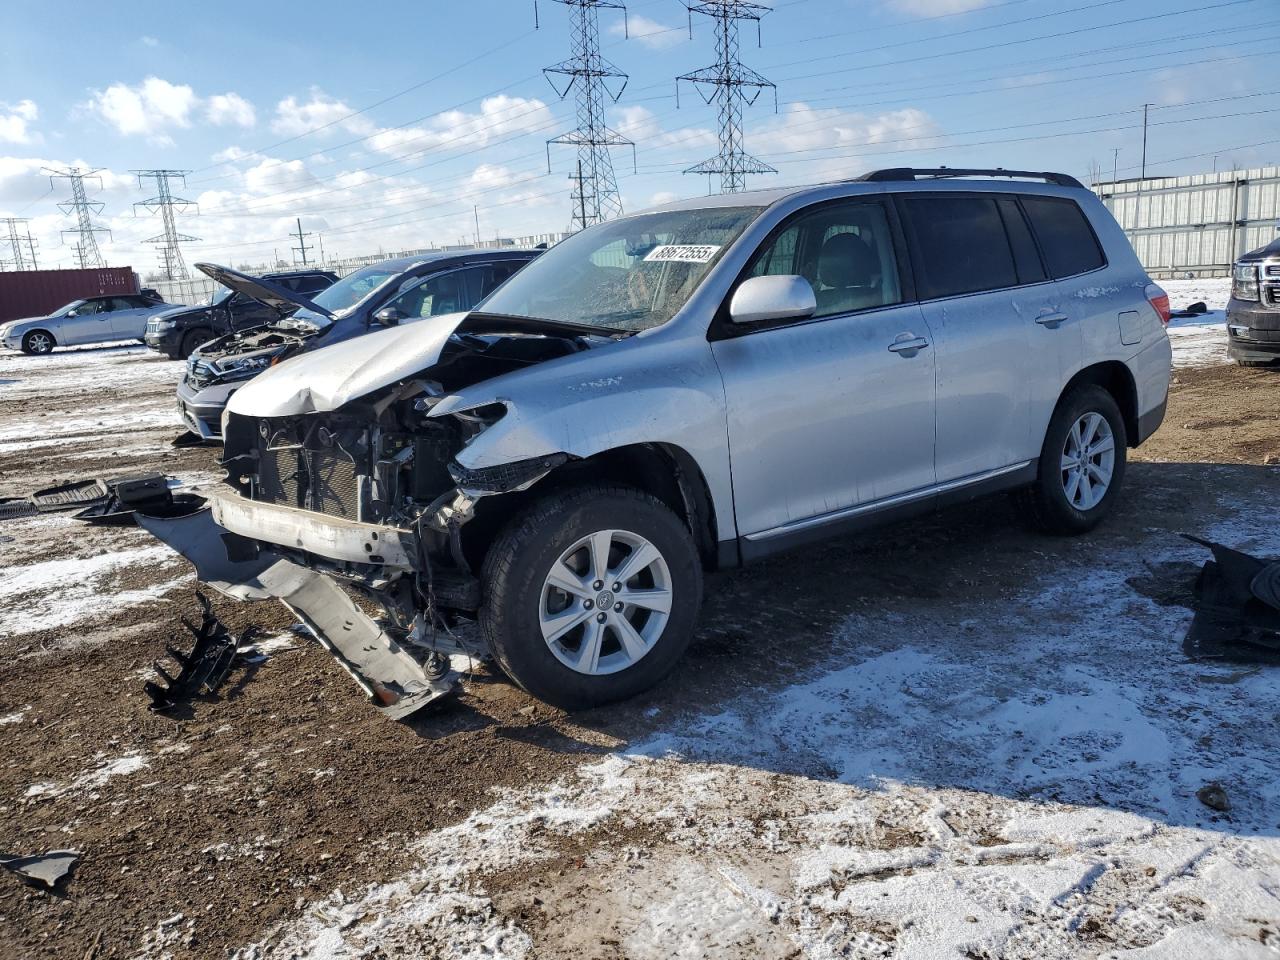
[136,498,455,720]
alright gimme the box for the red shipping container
[0,267,140,325]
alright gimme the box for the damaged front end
[140,319,589,719]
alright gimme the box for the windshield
[309,264,401,318]
[206,285,232,307]
[477,206,763,331]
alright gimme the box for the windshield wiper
[462,311,634,340]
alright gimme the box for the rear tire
[480,484,702,710]
[179,329,211,360]
[21,330,54,355]
[1015,384,1127,535]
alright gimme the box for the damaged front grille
[185,357,218,389]
[252,427,364,520]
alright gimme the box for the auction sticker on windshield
[643,244,721,264]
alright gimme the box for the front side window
[72,300,100,315]
[385,272,465,319]
[901,195,1017,300]
[478,206,763,332]
[748,200,903,319]
[1021,196,1106,279]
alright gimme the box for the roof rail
[857,167,1084,189]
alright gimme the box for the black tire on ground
[20,330,55,355]
[179,329,211,360]
[1015,384,1128,535]
[480,484,703,710]
[1236,359,1277,368]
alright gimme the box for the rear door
[107,296,149,339]
[711,197,937,539]
[899,192,1076,483]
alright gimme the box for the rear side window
[1021,196,1106,278]
[996,198,1046,285]
[900,195,1017,299]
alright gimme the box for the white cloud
[614,104,716,152]
[206,92,256,128]
[82,77,199,145]
[140,35,159,47]
[272,90,373,137]
[748,104,940,157]
[0,100,39,145]
[243,158,316,196]
[887,0,990,15]
[611,14,685,50]
[365,95,555,160]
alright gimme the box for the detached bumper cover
[136,504,451,720]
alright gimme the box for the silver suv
[138,169,1173,717]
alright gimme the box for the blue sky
[1,0,1276,275]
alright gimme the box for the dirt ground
[0,336,1277,960]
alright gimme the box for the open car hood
[226,312,469,417]
[195,262,332,319]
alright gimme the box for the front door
[711,197,937,540]
[67,299,112,344]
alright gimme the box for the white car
[0,294,177,354]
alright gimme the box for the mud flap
[137,508,455,719]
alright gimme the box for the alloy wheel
[27,333,52,354]
[1060,412,1115,510]
[539,528,673,676]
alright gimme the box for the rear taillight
[1145,283,1171,325]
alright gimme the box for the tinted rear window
[1021,196,1106,278]
[901,195,1017,299]
[997,198,1047,285]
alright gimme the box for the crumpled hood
[226,311,469,417]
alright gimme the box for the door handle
[1035,312,1069,326]
[888,335,930,354]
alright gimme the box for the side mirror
[373,306,407,328]
[728,275,817,326]
[65,309,78,318]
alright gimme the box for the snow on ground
[1163,277,1232,369]
[0,342,181,400]
[238,497,1280,960]
[0,535,189,638]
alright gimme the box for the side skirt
[735,461,1038,565]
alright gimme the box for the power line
[678,1,776,193]
[133,169,200,280]
[44,167,110,269]
[543,0,634,229]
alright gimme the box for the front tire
[21,330,55,355]
[480,484,702,710]
[1016,384,1127,535]
[179,329,211,360]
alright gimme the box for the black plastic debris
[0,850,80,893]
[0,498,37,522]
[1169,301,1208,319]
[1182,535,1280,665]
[29,479,110,513]
[145,593,259,712]
[172,430,218,448]
[74,475,202,526]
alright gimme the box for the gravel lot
[0,282,1277,959]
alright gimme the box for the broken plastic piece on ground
[172,430,219,448]
[1168,301,1208,318]
[0,850,80,892]
[136,507,460,720]
[29,479,110,513]
[0,498,37,522]
[1181,534,1280,665]
[75,481,203,526]
[145,592,257,712]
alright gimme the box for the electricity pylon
[133,169,200,280]
[1,218,37,271]
[542,0,635,230]
[677,1,777,194]
[46,167,111,268]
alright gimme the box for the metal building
[1092,165,1280,279]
